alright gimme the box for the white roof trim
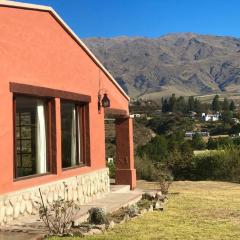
[0,0,130,101]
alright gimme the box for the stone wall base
[0,168,109,225]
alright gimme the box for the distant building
[130,113,142,118]
[232,118,240,124]
[202,113,220,122]
[185,131,210,138]
[189,111,197,117]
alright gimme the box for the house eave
[0,0,130,101]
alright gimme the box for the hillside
[84,33,240,99]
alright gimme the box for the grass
[193,149,225,156]
[49,181,240,240]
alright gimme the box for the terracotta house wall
[0,6,129,194]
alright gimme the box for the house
[0,1,136,224]
[232,118,240,124]
[185,131,210,138]
[202,113,220,122]
[130,113,142,118]
[189,111,197,117]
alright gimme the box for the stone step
[110,185,130,193]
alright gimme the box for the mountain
[84,33,240,99]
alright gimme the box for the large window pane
[15,96,49,178]
[61,101,83,168]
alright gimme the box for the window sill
[13,172,54,182]
[62,163,86,171]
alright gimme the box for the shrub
[125,204,139,217]
[38,191,80,235]
[107,160,115,178]
[88,207,108,225]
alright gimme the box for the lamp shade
[102,93,110,108]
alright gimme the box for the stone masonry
[0,168,109,225]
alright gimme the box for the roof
[0,0,130,101]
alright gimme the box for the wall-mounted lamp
[98,91,110,113]
[102,93,110,108]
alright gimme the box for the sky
[15,0,240,39]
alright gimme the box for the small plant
[107,160,116,179]
[159,180,172,195]
[88,207,108,225]
[137,199,152,210]
[125,204,139,217]
[38,188,80,236]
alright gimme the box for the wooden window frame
[10,82,91,178]
[13,94,55,180]
[61,100,90,170]
[10,82,91,103]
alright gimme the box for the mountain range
[84,33,240,99]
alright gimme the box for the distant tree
[162,99,169,112]
[169,93,177,112]
[222,98,229,112]
[207,137,217,149]
[138,135,169,163]
[188,96,195,111]
[201,103,211,114]
[168,134,179,152]
[212,95,221,112]
[176,96,187,113]
[193,99,202,114]
[192,133,206,150]
[222,110,233,125]
[229,123,240,134]
[229,100,236,111]
[180,141,193,160]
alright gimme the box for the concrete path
[0,185,142,240]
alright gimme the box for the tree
[139,135,169,163]
[169,93,177,112]
[229,100,236,111]
[207,137,217,149]
[162,99,169,113]
[230,123,240,134]
[212,95,220,112]
[222,110,233,125]
[194,99,202,114]
[192,133,206,150]
[188,96,195,111]
[222,98,229,112]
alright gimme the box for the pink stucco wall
[0,6,129,194]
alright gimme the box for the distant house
[202,113,220,122]
[189,111,197,117]
[185,131,210,138]
[232,118,240,124]
[130,113,142,118]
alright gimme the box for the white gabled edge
[0,0,130,101]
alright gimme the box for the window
[61,101,88,168]
[14,96,50,178]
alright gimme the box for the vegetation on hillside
[131,94,240,183]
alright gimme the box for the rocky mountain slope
[84,33,240,99]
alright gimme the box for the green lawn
[49,181,240,240]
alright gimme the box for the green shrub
[88,207,108,225]
[107,160,115,178]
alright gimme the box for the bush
[193,149,240,182]
[88,207,108,225]
[125,204,139,217]
[38,193,80,235]
[135,156,158,181]
[107,160,115,178]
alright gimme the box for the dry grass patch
[49,181,240,240]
